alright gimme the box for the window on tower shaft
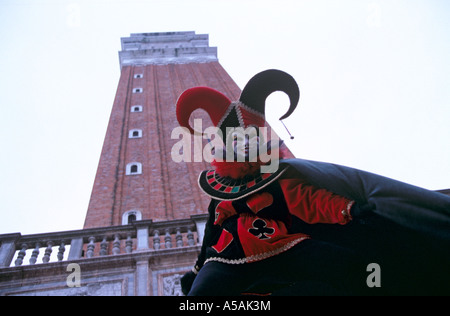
[122,210,142,225]
[128,213,136,223]
[126,162,142,175]
[132,105,143,112]
[129,129,142,138]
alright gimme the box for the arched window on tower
[128,213,136,223]
[131,105,143,112]
[126,162,142,175]
[129,129,142,138]
[122,210,142,225]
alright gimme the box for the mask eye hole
[232,132,245,142]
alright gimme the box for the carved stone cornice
[119,32,218,68]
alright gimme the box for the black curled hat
[176,69,300,139]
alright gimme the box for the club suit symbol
[248,219,275,240]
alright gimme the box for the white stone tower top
[119,31,218,68]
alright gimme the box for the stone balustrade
[0,214,208,268]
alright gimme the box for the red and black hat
[176,69,300,141]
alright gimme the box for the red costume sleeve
[279,178,354,225]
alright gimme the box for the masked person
[177,70,450,296]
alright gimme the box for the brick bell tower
[84,31,293,229]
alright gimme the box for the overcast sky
[0,0,449,235]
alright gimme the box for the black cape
[279,158,450,295]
